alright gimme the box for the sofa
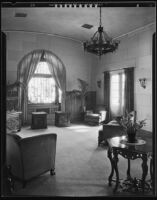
[98,120,124,146]
[6,132,57,187]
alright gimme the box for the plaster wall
[6,31,93,91]
[92,24,155,131]
[6,31,94,124]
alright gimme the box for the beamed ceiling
[1,7,156,43]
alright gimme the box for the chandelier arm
[83,6,119,56]
[91,31,98,40]
[103,31,112,41]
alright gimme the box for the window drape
[17,50,42,123]
[104,71,111,122]
[123,67,134,114]
[17,49,66,124]
[44,51,66,112]
[104,67,134,122]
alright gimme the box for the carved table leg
[98,135,101,146]
[150,156,153,188]
[113,149,119,193]
[6,165,14,194]
[98,130,103,146]
[50,168,55,176]
[127,159,132,180]
[141,155,148,193]
[107,147,114,186]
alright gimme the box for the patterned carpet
[10,123,152,197]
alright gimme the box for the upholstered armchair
[6,133,57,187]
[84,105,107,125]
[98,111,136,146]
[98,120,124,146]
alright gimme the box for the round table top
[107,135,152,154]
[120,137,146,145]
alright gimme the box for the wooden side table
[107,135,152,194]
[31,112,47,129]
[55,111,70,127]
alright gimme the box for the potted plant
[116,111,146,142]
[77,78,88,112]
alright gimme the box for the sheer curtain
[17,49,66,124]
[104,67,134,122]
[104,71,111,122]
[110,69,125,118]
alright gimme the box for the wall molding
[2,21,155,44]
[2,29,83,44]
[114,22,155,40]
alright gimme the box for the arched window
[17,49,66,123]
[28,61,62,104]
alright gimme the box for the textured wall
[92,24,155,131]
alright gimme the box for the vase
[127,128,136,143]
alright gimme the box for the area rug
[11,123,152,197]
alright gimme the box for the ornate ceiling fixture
[83,7,120,57]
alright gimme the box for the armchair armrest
[98,120,124,146]
[20,134,57,180]
[6,133,23,179]
[99,110,107,121]
[7,133,57,181]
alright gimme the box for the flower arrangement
[116,111,147,134]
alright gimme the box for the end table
[31,112,47,129]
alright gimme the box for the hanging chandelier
[83,7,120,57]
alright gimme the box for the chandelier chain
[83,6,120,57]
[100,7,102,26]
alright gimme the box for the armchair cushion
[6,132,57,184]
